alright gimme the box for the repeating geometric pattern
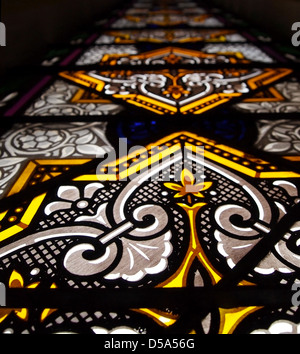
[0,0,299,335]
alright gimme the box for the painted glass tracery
[0,0,300,335]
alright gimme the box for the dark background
[213,0,300,43]
[0,0,123,74]
[0,0,300,75]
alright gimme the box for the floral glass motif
[0,121,112,197]
[110,14,224,29]
[0,0,300,335]
[235,79,300,114]
[24,80,123,116]
[60,68,292,115]
[0,132,300,334]
[95,29,248,44]
[75,44,275,66]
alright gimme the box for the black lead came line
[167,202,300,334]
[3,286,293,310]
[1,197,299,311]
[0,155,299,311]
[215,200,300,290]
[162,202,300,333]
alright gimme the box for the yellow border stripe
[21,193,47,225]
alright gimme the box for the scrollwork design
[272,221,300,271]
[215,204,260,238]
[63,203,172,280]
[213,175,300,277]
[207,160,274,271]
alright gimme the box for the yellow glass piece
[71,88,112,104]
[0,211,8,222]
[9,270,24,288]
[127,94,177,114]
[247,68,292,89]
[159,202,222,288]
[0,159,92,243]
[20,193,46,225]
[7,161,37,196]
[134,308,178,327]
[219,307,262,334]
[260,171,300,179]
[284,156,300,162]
[0,193,47,243]
[75,174,118,182]
[60,71,106,92]
[40,283,58,322]
[244,86,285,102]
[0,311,9,324]
[36,159,91,165]
[0,271,41,323]
[0,225,25,243]
[15,308,29,321]
[165,168,213,199]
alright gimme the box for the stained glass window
[0,0,300,336]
